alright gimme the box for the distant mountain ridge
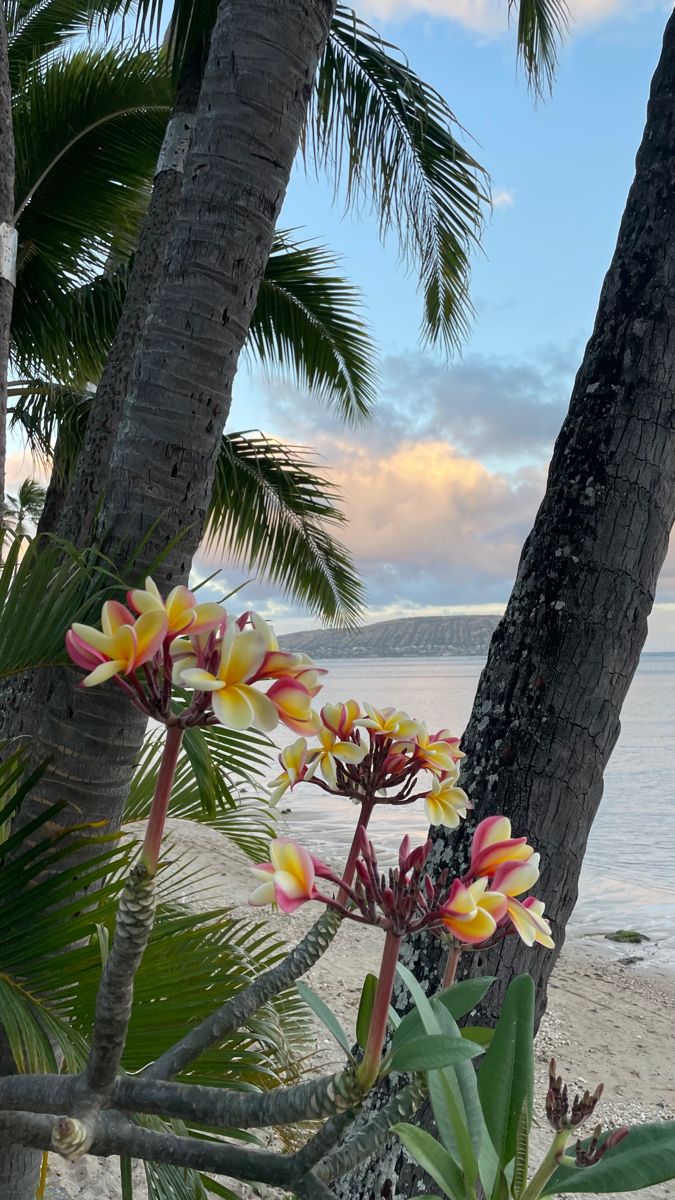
[278,614,501,659]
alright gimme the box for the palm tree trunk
[337,10,675,1198]
[17,0,337,851]
[56,47,204,548]
[0,6,16,530]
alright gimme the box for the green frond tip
[206,431,364,628]
[311,7,490,352]
[509,0,570,95]
[249,231,377,425]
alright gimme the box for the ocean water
[278,654,675,970]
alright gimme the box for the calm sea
[278,654,675,971]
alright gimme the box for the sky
[9,0,675,644]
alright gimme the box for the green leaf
[295,981,354,1059]
[393,1123,465,1199]
[477,975,535,1169]
[205,430,364,627]
[120,1155,133,1200]
[461,1026,494,1049]
[356,973,378,1052]
[549,1124,675,1194]
[508,0,569,96]
[310,7,489,351]
[250,231,376,423]
[512,1098,530,1200]
[390,1034,482,1075]
[392,977,495,1053]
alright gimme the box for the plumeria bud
[575,1125,629,1167]
[546,1058,569,1130]
[571,1083,604,1128]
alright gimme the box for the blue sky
[212,0,675,644]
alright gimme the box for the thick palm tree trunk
[0,6,15,530]
[338,11,675,1198]
[17,0,337,850]
[56,52,205,547]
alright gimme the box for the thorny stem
[358,932,402,1089]
[142,724,183,874]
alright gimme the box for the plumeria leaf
[389,1034,481,1075]
[356,973,378,1051]
[392,977,495,1053]
[392,1123,465,1199]
[295,981,354,1060]
[477,975,535,1169]
[549,1124,675,1194]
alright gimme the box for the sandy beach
[47,820,675,1200]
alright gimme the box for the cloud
[357,0,660,32]
[5,450,49,490]
[492,188,515,209]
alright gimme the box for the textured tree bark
[0,5,15,529]
[14,0,338,845]
[337,10,675,1198]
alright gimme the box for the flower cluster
[269,699,469,829]
[66,580,323,734]
[250,816,554,951]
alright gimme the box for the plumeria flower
[268,738,317,804]
[66,601,167,688]
[128,576,226,636]
[424,773,471,828]
[358,704,420,739]
[412,725,464,775]
[180,623,282,731]
[309,715,368,787]
[249,838,328,913]
[489,857,554,948]
[321,700,360,739]
[469,815,535,879]
[439,877,505,945]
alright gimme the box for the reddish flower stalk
[358,931,402,1089]
[442,943,461,988]
[142,725,184,875]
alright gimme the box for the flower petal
[211,686,255,730]
[82,659,127,687]
[180,668,224,692]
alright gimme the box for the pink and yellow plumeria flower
[469,815,535,879]
[488,856,554,948]
[180,622,279,732]
[309,714,368,788]
[249,838,323,913]
[439,877,505,946]
[321,700,361,739]
[413,726,464,775]
[358,704,420,740]
[268,738,317,804]
[424,774,472,829]
[66,601,167,688]
[128,576,225,636]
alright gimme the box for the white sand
[46,820,674,1200]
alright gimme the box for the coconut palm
[3,477,45,539]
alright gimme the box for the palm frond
[310,6,488,351]
[0,534,124,681]
[509,0,569,95]
[206,432,364,628]
[5,0,132,87]
[126,725,276,862]
[11,46,171,370]
[250,231,376,424]
[10,261,129,387]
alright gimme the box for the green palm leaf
[249,231,376,424]
[206,431,364,627]
[5,0,130,86]
[509,0,569,95]
[310,6,488,351]
[11,46,171,376]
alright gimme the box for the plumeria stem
[338,797,375,903]
[142,725,183,875]
[357,932,402,1089]
[442,943,461,988]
